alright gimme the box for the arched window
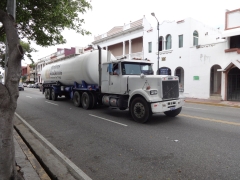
[159,36,164,51]
[193,31,199,46]
[165,34,171,50]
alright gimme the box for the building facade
[92,9,240,101]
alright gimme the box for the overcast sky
[1,0,239,71]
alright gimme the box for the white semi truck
[41,46,184,123]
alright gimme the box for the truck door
[109,63,121,94]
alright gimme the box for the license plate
[170,107,175,111]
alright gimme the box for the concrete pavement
[185,97,240,108]
[14,97,240,179]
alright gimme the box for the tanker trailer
[41,49,115,103]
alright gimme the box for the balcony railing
[94,19,143,41]
[115,51,143,60]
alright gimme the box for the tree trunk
[0,10,24,180]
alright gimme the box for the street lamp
[151,12,160,75]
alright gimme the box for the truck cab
[101,59,184,123]
[101,59,154,94]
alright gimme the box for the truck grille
[162,81,179,100]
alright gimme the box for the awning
[222,28,240,37]
[221,59,240,71]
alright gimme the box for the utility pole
[151,12,160,75]
[4,0,16,81]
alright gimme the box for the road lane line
[180,114,240,126]
[45,101,58,106]
[89,114,128,127]
[183,106,207,110]
[15,112,92,180]
[26,96,32,98]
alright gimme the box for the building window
[159,36,164,51]
[230,35,240,48]
[179,35,183,48]
[166,34,172,50]
[193,31,199,46]
[148,42,152,53]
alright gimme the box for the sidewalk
[14,129,50,180]
[185,97,240,108]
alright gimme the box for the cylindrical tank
[41,50,115,85]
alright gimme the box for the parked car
[27,84,34,88]
[18,84,24,91]
[23,83,27,87]
[33,82,39,88]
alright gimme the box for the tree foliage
[0,0,92,46]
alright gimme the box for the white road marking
[45,101,58,106]
[89,114,128,127]
[15,113,92,180]
[183,106,207,110]
[26,96,32,98]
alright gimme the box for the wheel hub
[134,102,145,118]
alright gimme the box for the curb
[14,113,92,180]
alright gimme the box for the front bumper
[150,99,185,113]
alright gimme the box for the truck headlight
[150,90,158,95]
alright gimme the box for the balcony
[93,19,143,43]
[115,51,143,60]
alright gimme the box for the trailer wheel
[81,92,93,110]
[73,91,81,107]
[44,89,48,99]
[48,89,52,100]
[164,107,182,117]
[51,90,58,101]
[130,97,151,123]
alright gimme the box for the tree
[0,0,91,179]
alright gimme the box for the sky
[1,0,239,70]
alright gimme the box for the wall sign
[193,76,199,80]
[159,67,171,75]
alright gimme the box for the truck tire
[51,90,58,101]
[164,107,182,117]
[73,91,81,107]
[81,92,93,110]
[44,89,48,99]
[130,97,152,123]
[90,92,97,109]
[48,89,52,100]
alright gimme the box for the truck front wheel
[130,97,152,123]
[164,107,182,117]
[81,92,93,110]
[73,91,81,107]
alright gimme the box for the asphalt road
[16,88,240,180]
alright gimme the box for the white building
[92,8,240,101]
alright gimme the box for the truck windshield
[122,62,153,75]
